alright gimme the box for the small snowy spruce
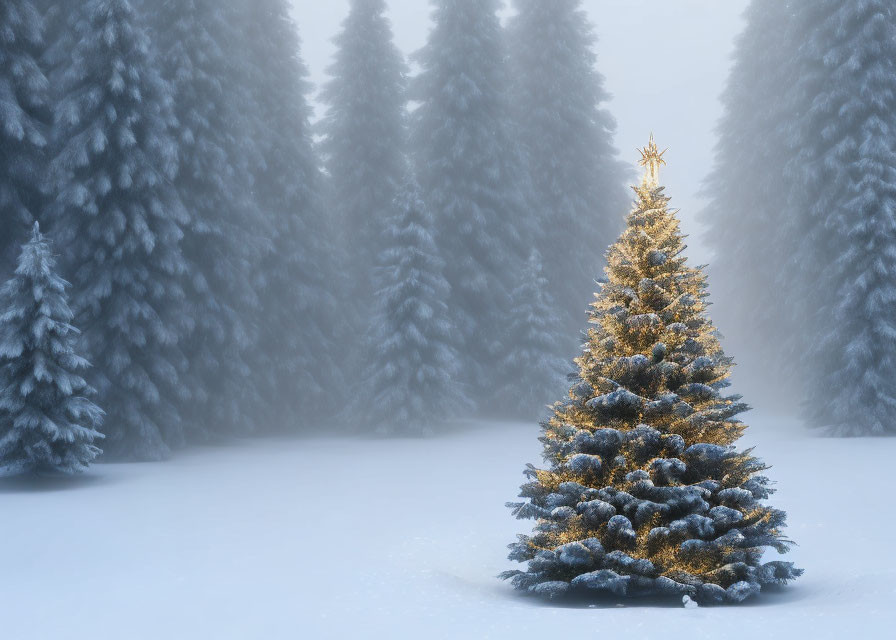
[359,171,470,435]
[412,0,532,401]
[495,249,569,419]
[0,224,103,477]
[239,0,342,428]
[507,0,627,348]
[0,0,52,269]
[320,0,408,386]
[502,140,802,604]
[45,0,191,461]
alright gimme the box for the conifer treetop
[638,134,667,189]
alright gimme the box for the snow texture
[0,415,891,638]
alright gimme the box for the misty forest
[1,0,894,638]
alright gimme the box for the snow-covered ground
[2,414,893,639]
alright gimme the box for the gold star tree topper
[638,134,668,188]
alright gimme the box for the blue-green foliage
[495,250,569,419]
[46,0,189,461]
[0,0,51,270]
[242,0,341,427]
[360,172,471,434]
[508,0,627,346]
[705,0,896,435]
[701,0,800,401]
[320,0,407,328]
[786,1,896,435]
[149,0,268,438]
[411,0,532,400]
[0,224,103,476]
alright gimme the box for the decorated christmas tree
[501,138,802,604]
[0,224,104,476]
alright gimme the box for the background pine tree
[705,0,896,435]
[507,0,627,351]
[495,250,569,419]
[359,172,470,435]
[148,0,268,439]
[786,1,896,435]
[411,0,532,403]
[319,0,408,394]
[45,0,190,461]
[503,141,801,603]
[240,0,341,429]
[701,0,800,406]
[0,0,51,270]
[0,223,103,476]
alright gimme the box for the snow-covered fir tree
[0,0,51,270]
[785,1,896,435]
[239,0,342,428]
[0,223,103,476]
[502,140,801,603]
[701,0,799,403]
[360,172,470,435]
[707,1,896,435]
[411,0,531,400]
[495,250,569,420]
[147,0,268,437]
[45,0,190,461]
[319,0,407,358]
[507,0,627,347]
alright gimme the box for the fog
[291,0,749,264]
[5,2,896,635]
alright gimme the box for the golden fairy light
[638,133,668,188]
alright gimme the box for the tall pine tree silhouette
[786,1,896,435]
[508,0,626,348]
[46,0,190,461]
[0,0,51,270]
[412,0,531,400]
[701,0,800,404]
[495,250,569,419]
[0,224,104,476]
[359,171,469,435]
[240,0,340,428]
[707,1,896,435]
[503,139,801,603]
[149,0,267,437]
[320,0,407,354]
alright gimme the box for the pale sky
[289,0,749,264]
